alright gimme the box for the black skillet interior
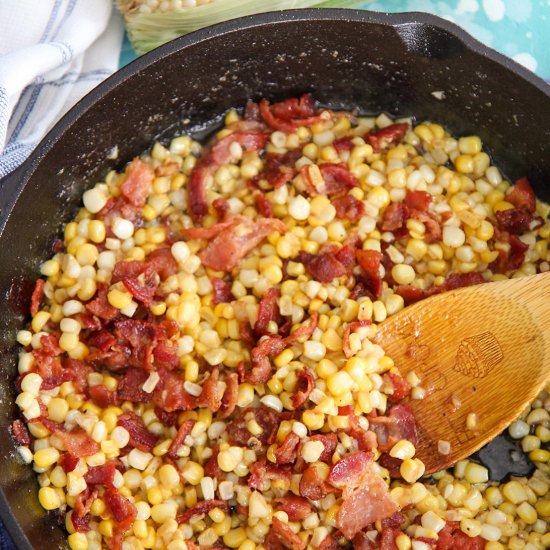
[1,9,549,549]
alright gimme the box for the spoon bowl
[373,271,550,473]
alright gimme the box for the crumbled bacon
[73,488,97,521]
[366,123,409,153]
[333,193,365,222]
[369,404,417,452]
[117,412,159,452]
[30,278,45,317]
[256,149,302,189]
[11,419,30,445]
[255,191,274,217]
[247,311,318,384]
[275,432,301,465]
[495,208,541,235]
[89,384,119,408]
[122,267,157,306]
[219,373,238,419]
[259,94,323,134]
[355,249,383,299]
[255,287,281,336]
[248,458,292,490]
[104,488,137,550]
[86,283,118,321]
[184,216,286,272]
[409,209,442,243]
[211,277,234,304]
[491,234,529,273]
[333,136,354,154]
[319,163,360,194]
[188,131,269,222]
[120,158,154,207]
[300,250,348,283]
[168,419,195,459]
[273,495,312,521]
[405,190,432,212]
[155,161,179,177]
[85,461,117,487]
[144,247,179,280]
[59,454,79,473]
[342,320,372,358]
[55,428,100,457]
[152,368,196,413]
[203,447,224,481]
[506,177,536,213]
[331,452,398,539]
[176,500,229,524]
[437,521,485,550]
[380,202,409,233]
[299,464,333,500]
[228,405,285,447]
[195,367,223,412]
[71,513,91,533]
[383,372,411,402]
[117,368,150,403]
[291,369,315,409]
[264,516,305,550]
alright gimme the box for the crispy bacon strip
[264,517,306,550]
[168,419,195,459]
[506,177,536,213]
[291,369,315,409]
[259,94,323,134]
[366,123,409,153]
[176,500,229,524]
[342,320,372,358]
[120,158,154,207]
[30,278,45,316]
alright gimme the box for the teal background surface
[119,0,550,81]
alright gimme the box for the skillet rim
[1,8,549,549]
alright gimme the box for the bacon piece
[11,419,30,445]
[154,407,178,427]
[405,190,432,212]
[176,500,229,524]
[86,284,118,321]
[273,495,312,521]
[380,202,409,233]
[180,219,234,241]
[211,277,234,304]
[291,368,315,409]
[342,320,372,358]
[366,123,409,153]
[255,191,274,217]
[228,405,285,447]
[333,193,365,222]
[219,373,239,419]
[146,247,179,279]
[328,451,374,488]
[437,521,485,550]
[59,454,79,473]
[257,149,302,189]
[85,461,116,487]
[247,312,318,384]
[195,367,223,412]
[300,250,348,283]
[120,158,154,207]
[168,419,195,459]
[264,516,305,550]
[353,532,376,550]
[356,249,383,299]
[76,313,102,331]
[495,208,541,235]
[122,267,157,306]
[30,278,45,316]
[260,94,322,133]
[255,287,281,336]
[299,464,333,500]
[409,209,442,243]
[155,161,179,177]
[40,334,63,356]
[188,132,269,222]
[192,216,286,272]
[337,465,398,539]
[104,488,137,550]
[333,136,354,154]
[506,177,536,213]
[383,372,411,402]
[117,368,149,403]
[339,405,377,451]
[71,513,91,533]
[275,432,301,465]
[117,412,159,452]
[73,487,97,521]
[248,459,292,490]
[319,163,360,194]
[55,428,100,457]
[369,404,417,452]
[203,447,224,481]
[89,384,119,408]
[244,100,261,121]
[309,433,338,462]
[153,368,196,412]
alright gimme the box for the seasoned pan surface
[1,9,549,549]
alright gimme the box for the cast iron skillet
[1,9,549,549]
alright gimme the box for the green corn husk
[119,0,371,54]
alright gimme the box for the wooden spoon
[372,271,550,474]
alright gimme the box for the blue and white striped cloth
[0,0,124,178]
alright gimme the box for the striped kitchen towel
[0,0,124,178]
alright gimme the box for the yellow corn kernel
[302,410,325,430]
[34,447,60,469]
[38,486,61,510]
[107,288,133,310]
[88,220,106,243]
[181,461,204,485]
[32,311,51,333]
[493,200,515,213]
[67,532,88,550]
[224,528,248,548]
[326,371,354,397]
